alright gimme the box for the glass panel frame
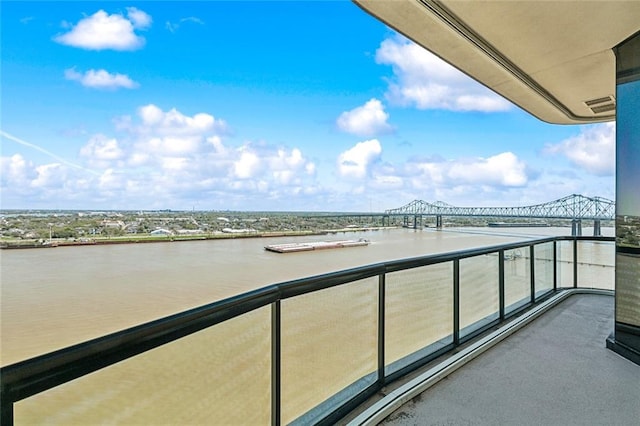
[384,262,453,375]
[534,242,554,299]
[280,277,378,425]
[556,240,574,288]
[15,306,272,425]
[504,247,531,314]
[459,254,499,338]
[577,240,616,290]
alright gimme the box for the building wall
[612,31,640,363]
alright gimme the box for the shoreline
[0,226,397,250]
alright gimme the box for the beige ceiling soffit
[415,0,614,123]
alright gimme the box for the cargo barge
[265,239,370,253]
[487,222,550,227]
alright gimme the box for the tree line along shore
[2,209,606,249]
[0,210,403,249]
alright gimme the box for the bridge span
[384,194,614,236]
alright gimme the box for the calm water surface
[0,226,612,365]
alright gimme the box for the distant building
[176,229,204,235]
[222,228,256,234]
[150,228,173,236]
[101,220,125,229]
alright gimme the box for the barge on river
[264,239,370,253]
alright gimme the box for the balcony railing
[0,235,615,425]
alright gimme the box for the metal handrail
[0,235,615,425]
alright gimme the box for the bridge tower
[411,215,422,229]
[571,219,582,236]
[593,220,602,236]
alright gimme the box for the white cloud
[268,148,314,184]
[135,104,226,136]
[336,99,392,136]
[370,174,403,190]
[305,163,316,175]
[79,134,125,168]
[54,8,151,50]
[406,152,529,188]
[1,154,35,187]
[375,35,511,112]
[544,123,615,176]
[448,152,528,187]
[1,155,69,195]
[160,157,189,172]
[31,163,66,189]
[109,105,229,167]
[3,140,317,210]
[166,16,204,33]
[339,150,529,203]
[233,149,261,179]
[126,7,152,29]
[65,68,139,90]
[0,130,98,175]
[337,139,382,179]
[358,150,539,209]
[19,105,315,208]
[98,168,125,191]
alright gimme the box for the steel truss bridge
[384,194,615,235]
[386,194,614,220]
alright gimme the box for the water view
[1,225,613,365]
[1,224,616,425]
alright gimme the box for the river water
[0,226,612,365]
[0,226,615,425]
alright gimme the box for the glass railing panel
[459,254,499,338]
[534,242,554,299]
[557,240,574,288]
[14,306,272,425]
[281,277,378,425]
[504,247,530,314]
[384,262,453,375]
[577,240,615,289]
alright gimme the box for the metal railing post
[377,273,386,385]
[553,241,557,291]
[1,394,13,426]
[271,301,281,426]
[573,238,578,288]
[499,250,505,321]
[530,245,536,302]
[453,259,460,345]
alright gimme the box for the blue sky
[1,1,616,212]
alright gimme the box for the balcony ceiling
[354,0,640,124]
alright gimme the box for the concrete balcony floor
[377,294,640,425]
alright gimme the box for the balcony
[348,292,640,425]
[1,235,631,425]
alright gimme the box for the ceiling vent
[584,95,616,114]
[590,104,616,114]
